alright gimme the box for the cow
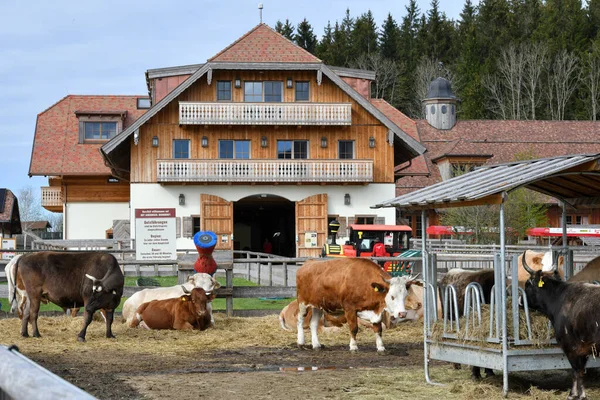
[122,273,220,327]
[522,251,600,400]
[279,300,349,333]
[5,255,26,317]
[130,287,215,330]
[517,250,564,288]
[568,255,600,283]
[295,258,415,353]
[11,251,124,342]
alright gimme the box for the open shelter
[373,153,600,396]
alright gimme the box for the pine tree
[316,21,334,64]
[396,0,422,115]
[424,0,454,63]
[351,10,379,58]
[379,13,400,61]
[275,19,295,40]
[295,18,317,54]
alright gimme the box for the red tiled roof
[29,95,147,176]
[396,119,600,195]
[0,189,17,223]
[22,220,51,230]
[208,23,321,63]
[370,99,430,176]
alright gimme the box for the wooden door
[200,194,233,250]
[296,194,328,258]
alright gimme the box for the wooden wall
[131,70,394,184]
[61,176,130,203]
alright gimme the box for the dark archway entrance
[234,194,295,257]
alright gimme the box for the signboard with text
[1,238,16,260]
[135,208,177,261]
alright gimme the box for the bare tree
[482,44,526,120]
[582,41,600,121]
[18,186,44,222]
[47,213,64,233]
[522,42,548,120]
[353,53,398,100]
[546,50,581,121]
[411,57,455,118]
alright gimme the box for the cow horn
[410,273,421,281]
[521,251,535,275]
[382,277,391,284]
[181,285,191,294]
[85,274,97,282]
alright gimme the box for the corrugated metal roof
[374,154,600,210]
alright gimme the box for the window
[219,140,251,159]
[244,82,263,102]
[217,81,232,101]
[565,215,589,225]
[451,163,479,178]
[137,98,151,109]
[84,122,117,141]
[295,81,309,101]
[264,81,283,102]
[192,216,201,234]
[277,140,308,159]
[244,81,283,102]
[338,140,354,159]
[173,139,190,159]
[355,216,375,225]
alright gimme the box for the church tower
[423,77,457,130]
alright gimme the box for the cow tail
[279,312,291,331]
[6,255,22,313]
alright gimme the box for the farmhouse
[30,24,425,256]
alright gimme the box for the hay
[0,313,425,356]
[431,298,554,348]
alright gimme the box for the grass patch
[123,275,258,287]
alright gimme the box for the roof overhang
[373,154,600,211]
[75,110,128,118]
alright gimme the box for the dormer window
[75,110,126,144]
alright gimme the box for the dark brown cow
[13,251,124,342]
[296,258,415,352]
[130,287,215,330]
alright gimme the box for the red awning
[526,227,600,237]
[426,226,473,235]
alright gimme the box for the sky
[0,0,471,205]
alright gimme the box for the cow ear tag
[181,297,186,302]
[374,287,379,292]
[538,279,544,288]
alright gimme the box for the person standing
[372,238,387,268]
[263,237,273,254]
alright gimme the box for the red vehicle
[322,224,412,258]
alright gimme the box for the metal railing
[157,158,373,183]
[179,102,352,125]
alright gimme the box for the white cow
[123,273,220,327]
[5,255,26,317]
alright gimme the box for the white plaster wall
[130,183,396,249]
[65,202,130,240]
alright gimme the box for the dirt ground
[1,313,599,400]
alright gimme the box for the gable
[208,23,320,63]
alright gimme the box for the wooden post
[268,261,272,285]
[226,264,233,317]
[283,262,288,287]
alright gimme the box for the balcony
[41,187,63,212]
[157,159,373,183]
[179,102,352,126]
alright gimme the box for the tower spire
[258,3,263,23]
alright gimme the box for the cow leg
[77,309,94,342]
[297,302,309,348]
[370,321,385,352]
[70,308,79,318]
[345,310,359,352]
[173,320,194,331]
[104,309,116,339]
[207,302,215,327]
[20,296,30,337]
[484,368,495,378]
[309,307,322,350]
[28,295,42,338]
[567,355,588,400]
[471,366,482,381]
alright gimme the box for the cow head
[85,273,120,312]
[375,275,414,320]
[187,273,221,291]
[522,252,560,312]
[181,287,216,316]
[518,250,564,287]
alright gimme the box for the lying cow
[123,273,219,327]
[12,251,124,342]
[296,258,415,352]
[130,287,215,330]
[522,252,600,400]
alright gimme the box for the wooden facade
[131,70,394,184]
[42,176,130,212]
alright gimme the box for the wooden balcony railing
[41,187,63,207]
[157,159,373,183]
[179,102,352,125]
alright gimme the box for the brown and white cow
[130,287,215,330]
[296,258,416,352]
[568,254,600,283]
[11,251,124,342]
[279,300,347,333]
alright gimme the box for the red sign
[135,208,175,218]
